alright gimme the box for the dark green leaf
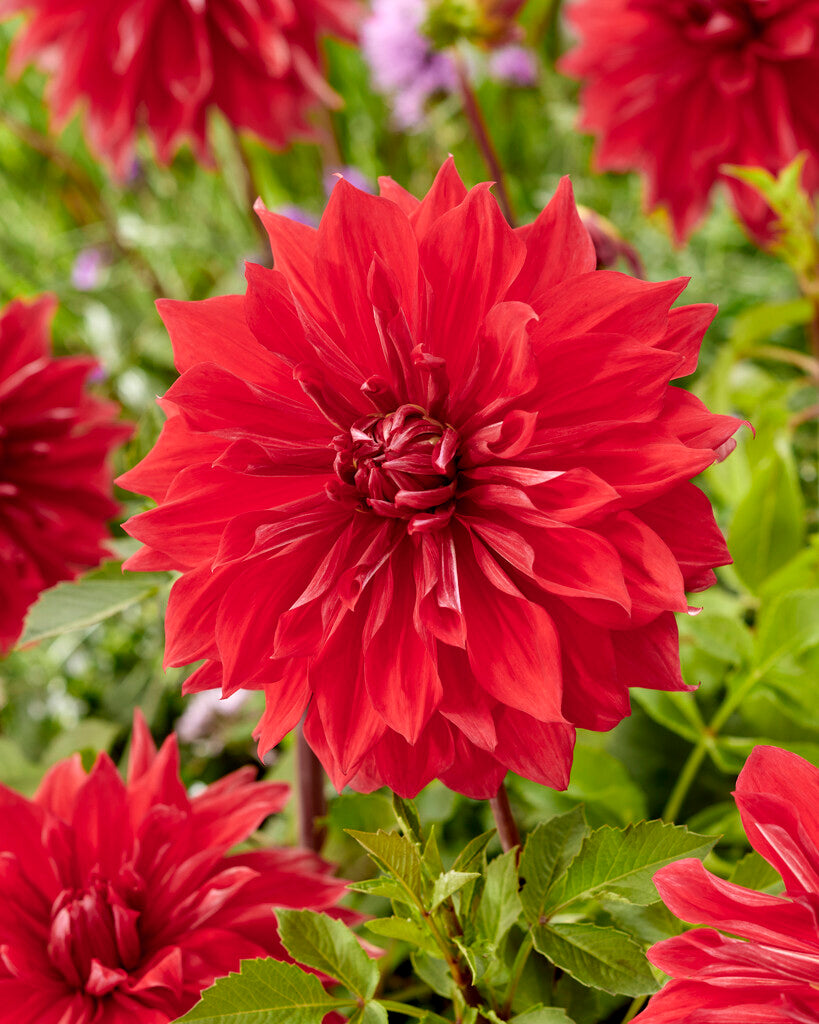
[476,849,522,947]
[729,852,784,893]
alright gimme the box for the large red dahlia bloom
[120,160,741,799]
[560,0,819,242]
[0,295,129,653]
[641,746,819,1023]
[0,0,361,176]
[0,711,350,1023]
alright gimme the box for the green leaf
[393,794,424,843]
[755,589,819,668]
[545,820,716,913]
[410,952,454,998]
[453,830,495,872]
[349,1004,388,1024]
[429,870,480,912]
[276,909,378,1000]
[631,691,702,743]
[347,878,412,903]
[347,830,425,908]
[476,849,522,946]
[532,923,659,997]
[729,852,784,894]
[729,297,814,350]
[364,916,439,954]
[728,441,806,592]
[177,958,349,1023]
[510,1008,576,1024]
[44,718,120,766]
[422,827,445,879]
[18,575,170,647]
[520,808,590,924]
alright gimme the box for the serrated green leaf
[453,830,495,872]
[18,575,169,647]
[364,916,439,954]
[393,794,424,842]
[349,1003,388,1024]
[532,923,658,997]
[476,849,522,947]
[347,830,425,908]
[728,441,805,592]
[429,870,480,912]
[729,851,784,893]
[177,958,350,1023]
[422,827,445,879]
[545,820,716,913]
[520,808,590,924]
[277,910,377,1001]
[346,878,412,902]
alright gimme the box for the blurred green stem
[532,0,565,61]
[621,995,647,1023]
[379,1002,452,1023]
[453,51,516,225]
[0,110,170,299]
[501,932,534,1016]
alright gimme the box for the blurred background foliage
[0,0,817,957]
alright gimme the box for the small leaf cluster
[177,797,715,1024]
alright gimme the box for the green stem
[378,1000,453,1024]
[662,736,710,822]
[501,932,534,1017]
[621,995,647,1024]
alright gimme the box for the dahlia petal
[34,755,87,821]
[419,184,525,382]
[253,663,312,755]
[605,512,688,623]
[181,660,224,695]
[415,532,467,648]
[660,387,744,454]
[0,295,54,377]
[612,612,692,694]
[736,747,819,896]
[302,704,362,792]
[377,175,421,216]
[437,644,498,750]
[409,155,468,241]
[550,609,627,731]
[254,203,330,324]
[371,717,456,799]
[510,176,596,302]
[439,733,507,801]
[652,859,819,950]
[70,755,132,878]
[127,735,189,827]
[190,776,289,853]
[493,708,575,789]
[657,304,716,378]
[364,551,443,744]
[164,564,237,668]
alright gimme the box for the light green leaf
[510,1008,576,1024]
[364,916,439,954]
[532,923,659,997]
[730,297,814,350]
[177,958,349,1023]
[422,827,445,879]
[755,589,819,668]
[453,830,495,872]
[347,878,412,903]
[430,870,480,912]
[44,718,120,766]
[520,808,590,924]
[349,1003,388,1024]
[393,794,424,842]
[729,851,784,894]
[276,909,377,1001]
[18,575,170,647]
[546,820,716,913]
[476,849,522,946]
[347,830,425,908]
[728,441,806,592]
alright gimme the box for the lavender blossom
[71,248,106,291]
[361,0,458,129]
[487,44,538,87]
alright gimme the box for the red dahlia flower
[641,745,819,1023]
[0,711,350,1023]
[560,0,819,242]
[119,160,742,799]
[0,295,129,654]
[0,0,361,176]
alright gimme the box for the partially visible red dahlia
[0,711,351,1023]
[0,0,361,175]
[640,745,819,1023]
[0,295,129,653]
[560,0,819,242]
[120,160,742,799]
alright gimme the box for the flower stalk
[489,782,521,853]
[296,725,328,852]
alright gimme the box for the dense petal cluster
[0,0,361,175]
[641,746,819,1022]
[0,712,350,1024]
[0,295,129,653]
[561,0,819,242]
[120,160,741,799]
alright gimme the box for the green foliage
[276,910,379,1001]
[531,923,658,998]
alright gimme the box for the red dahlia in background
[0,711,351,1023]
[561,0,819,243]
[0,0,361,176]
[0,295,129,654]
[641,745,819,1022]
[120,159,741,799]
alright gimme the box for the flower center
[47,873,144,997]
[682,0,758,43]
[334,404,459,519]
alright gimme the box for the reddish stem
[296,726,327,852]
[489,782,521,854]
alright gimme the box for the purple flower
[487,44,538,87]
[361,0,457,129]
[176,688,251,746]
[274,204,319,228]
[71,248,106,291]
